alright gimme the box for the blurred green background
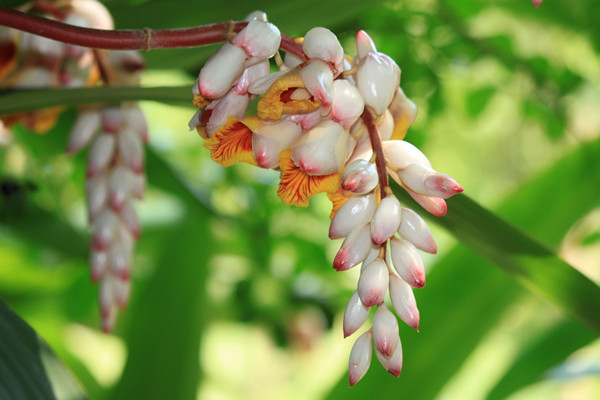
[1,0,600,399]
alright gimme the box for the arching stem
[362,109,388,199]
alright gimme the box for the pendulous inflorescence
[190,11,463,385]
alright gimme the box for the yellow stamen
[203,117,257,167]
[278,150,340,207]
[193,92,210,109]
[257,70,321,120]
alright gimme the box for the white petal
[356,30,377,60]
[348,330,373,386]
[198,43,246,98]
[390,237,425,288]
[86,174,107,219]
[389,274,420,331]
[299,60,333,105]
[370,195,402,245]
[123,105,148,143]
[244,10,268,22]
[382,140,431,171]
[357,259,389,307]
[233,60,270,95]
[120,201,140,239]
[329,193,376,239]
[90,250,107,282]
[357,53,400,115]
[231,19,281,65]
[290,120,348,175]
[340,160,378,194]
[118,128,144,173]
[398,207,437,254]
[248,69,289,95]
[87,134,115,177]
[67,109,101,153]
[108,241,130,280]
[284,52,303,69]
[330,79,364,129]
[375,338,403,377]
[102,106,122,134]
[92,209,118,250]
[397,163,463,199]
[206,91,250,135]
[372,303,399,358]
[343,291,370,338]
[333,223,373,271]
[303,27,344,74]
[251,119,302,169]
[108,166,130,211]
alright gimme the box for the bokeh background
[1,0,600,399]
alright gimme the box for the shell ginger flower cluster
[189,13,463,386]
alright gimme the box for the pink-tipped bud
[67,109,101,153]
[299,60,334,105]
[252,118,302,169]
[233,60,270,95]
[357,259,389,307]
[231,19,281,66]
[92,209,118,251]
[340,160,378,194]
[108,166,130,211]
[124,105,148,143]
[370,195,402,245]
[372,303,399,358]
[348,330,373,386]
[99,276,115,321]
[356,53,400,115]
[87,134,115,177]
[131,172,146,200]
[397,164,463,199]
[329,193,376,239]
[402,185,448,217]
[90,250,107,282]
[303,27,344,74]
[86,174,108,219]
[375,337,403,377]
[102,106,122,134]
[329,79,365,129]
[398,207,437,254]
[206,91,250,136]
[389,274,420,331]
[108,242,130,280]
[120,202,140,239]
[118,128,144,174]
[343,291,370,338]
[390,237,425,288]
[333,223,373,271]
[114,278,131,309]
[381,140,431,171]
[290,120,349,176]
[532,0,543,7]
[356,30,377,60]
[198,43,246,99]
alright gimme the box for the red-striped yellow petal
[278,150,340,207]
[203,117,257,167]
[257,70,321,120]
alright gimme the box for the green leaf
[487,318,596,400]
[0,298,87,400]
[0,86,191,116]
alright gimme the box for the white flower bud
[357,259,389,307]
[333,223,373,271]
[329,193,376,239]
[390,237,425,288]
[330,79,365,129]
[372,303,399,358]
[231,19,281,66]
[370,195,402,245]
[290,120,349,176]
[300,60,334,105]
[389,274,420,331]
[357,53,400,115]
[303,27,344,74]
[343,291,370,338]
[398,207,437,254]
[348,330,373,386]
[67,109,101,153]
[87,134,115,177]
[198,43,246,98]
[340,160,378,194]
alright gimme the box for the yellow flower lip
[203,117,257,167]
[277,150,340,207]
[257,69,321,120]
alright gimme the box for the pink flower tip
[532,0,542,7]
[387,368,402,377]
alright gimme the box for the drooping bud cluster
[66,49,146,332]
[0,0,113,132]
[190,12,463,385]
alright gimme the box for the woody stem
[0,8,307,59]
[362,109,388,199]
